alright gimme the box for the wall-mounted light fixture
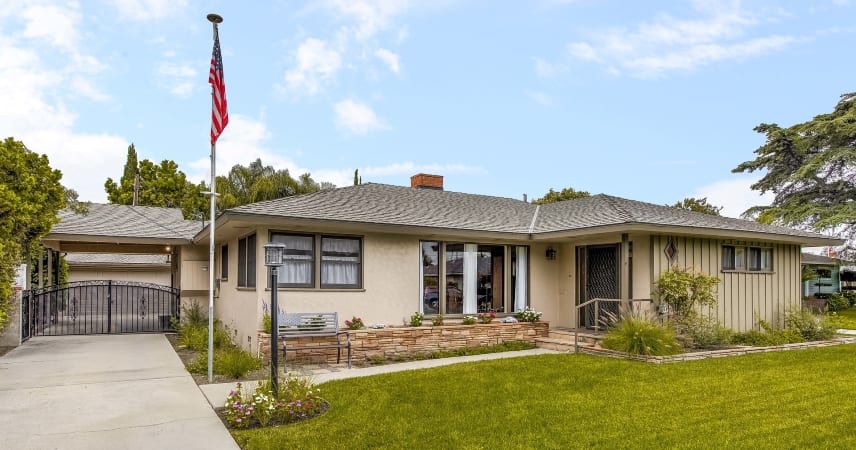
[546,246,557,260]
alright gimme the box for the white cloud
[188,115,477,189]
[525,90,555,107]
[157,62,197,98]
[20,4,80,50]
[374,48,400,73]
[533,56,562,78]
[108,0,189,21]
[325,0,410,41]
[71,77,111,102]
[281,38,342,96]
[333,99,389,135]
[0,3,125,202]
[566,42,600,61]
[692,176,774,219]
[564,3,800,77]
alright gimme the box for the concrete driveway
[0,334,238,450]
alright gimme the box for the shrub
[680,316,733,349]
[189,347,262,378]
[179,321,231,352]
[515,308,543,323]
[785,307,835,341]
[345,316,364,330]
[261,313,272,333]
[181,300,207,328]
[843,291,856,307]
[601,309,681,356]
[461,316,477,325]
[431,315,444,326]
[654,268,720,324]
[732,318,804,346]
[826,293,850,312]
[477,311,495,324]
[409,312,424,327]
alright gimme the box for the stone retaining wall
[258,322,549,366]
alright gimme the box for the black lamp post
[264,242,286,396]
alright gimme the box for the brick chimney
[410,173,443,190]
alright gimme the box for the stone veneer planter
[258,321,549,366]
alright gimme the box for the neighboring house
[65,253,172,286]
[192,174,841,353]
[801,253,841,298]
[34,176,842,355]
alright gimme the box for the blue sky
[2,0,854,218]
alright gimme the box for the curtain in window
[275,235,313,285]
[463,244,478,314]
[321,237,359,286]
[514,246,528,311]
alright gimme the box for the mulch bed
[214,400,330,430]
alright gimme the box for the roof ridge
[527,205,541,235]
[599,194,634,222]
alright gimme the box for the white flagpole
[206,13,223,384]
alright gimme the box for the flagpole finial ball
[207,13,223,24]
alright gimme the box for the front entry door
[577,245,620,328]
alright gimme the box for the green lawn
[233,344,856,449]
[830,308,856,329]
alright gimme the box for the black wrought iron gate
[22,280,179,341]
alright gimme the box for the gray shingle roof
[801,253,843,265]
[65,253,170,266]
[536,194,829,240]
[52,203,199,241]
[225,184,836,243]
[229,183,537,234]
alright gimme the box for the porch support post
[620,233,630,311]
[37,248,44,289]
[46,250,53,286]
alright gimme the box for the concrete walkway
[200,348,558,407]
[0,334,238,450]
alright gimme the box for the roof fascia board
[46,234,190,246]
[530,223,843,246]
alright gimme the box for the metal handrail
[574,298,654,353]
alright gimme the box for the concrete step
[535,337,598,352]
[546,329,605,345]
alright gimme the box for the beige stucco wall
[650,235,802,331]
[68,268,170,285]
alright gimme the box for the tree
[105,144,139,205]
[733,93,856,258]
[104,146,207,219]
[215,158,333,210]
[532,187,590,204]
[0,137,67,330]
[670,197,722,216]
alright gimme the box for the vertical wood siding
[651,235,801,331]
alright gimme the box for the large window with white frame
[420,241,528,315]
[269,232,362,289]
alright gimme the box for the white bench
[278,312,352,368]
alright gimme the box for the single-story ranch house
[40,174,841,355]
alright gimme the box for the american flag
[209,24,228,145]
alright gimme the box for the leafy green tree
[0,137,67,330]
[532,187,590,204]
[733,93,856,258]
[105,146,207,219]
[670,197,722,216]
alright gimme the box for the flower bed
[258,321,549,366]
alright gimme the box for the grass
[829,308,856,330]
[233,344,856,449]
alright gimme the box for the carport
[22,204,200,341]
